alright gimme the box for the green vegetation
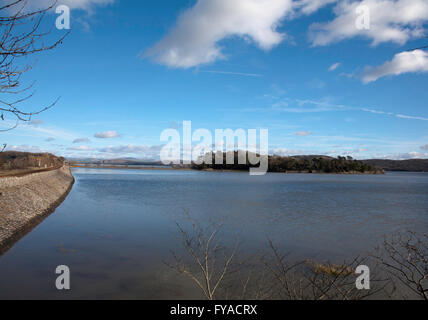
[192,152,383,174]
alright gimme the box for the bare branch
[372,231,428,300]
[166,213,239,300]
[0,0,68,131]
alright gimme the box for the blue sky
[2,0,428,160]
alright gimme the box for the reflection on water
[0,168,427,299]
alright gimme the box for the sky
[1,0,428,160]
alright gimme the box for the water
[0,168,427,299]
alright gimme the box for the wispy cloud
[0,121,78,141]
[361,108,392,115]
[26,125,77,140]
[73,138,91,144]
[245,98,350,113]
[328,62,341,71]
[376,151,428,160]
[98,144,162,154]
[96,145,164,160]
[67,145,96,151]
[246,97,428,121]
[245,104,337,114]
[296,131,312,136]
[293,0,337,15]
[270,147,304,156]
[307,79,326,89]
[200,70,262,77]
[29,119,44,126]
[94,131,120,139]
[396,114,428,121]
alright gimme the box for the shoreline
[0,166,63,178]
[71,165,384,174]
[71,165,187,171]
[0,166,75,256]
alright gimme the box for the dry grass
[311,262,355,276]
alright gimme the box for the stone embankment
[0,166,74,255]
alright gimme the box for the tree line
[191,152,383,174]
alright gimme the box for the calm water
[0,169,427,299]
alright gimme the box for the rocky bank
[0,166,74,255]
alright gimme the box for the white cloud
[310,0,428,46]
[296,131,313,136]
[145,0,345,68]
[146,0,296,68]
[328,62,341,71]
[362,49,428,83]
[94,131,120,139]
[420,144,428,150]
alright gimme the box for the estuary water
[0,168,427,299]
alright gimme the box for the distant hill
[287,155,334,160]
[67,154,428,173]
[100,158,163,166]
[69,158,165,166]
[363,159,428,172]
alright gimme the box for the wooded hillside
[0,152,65,171]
